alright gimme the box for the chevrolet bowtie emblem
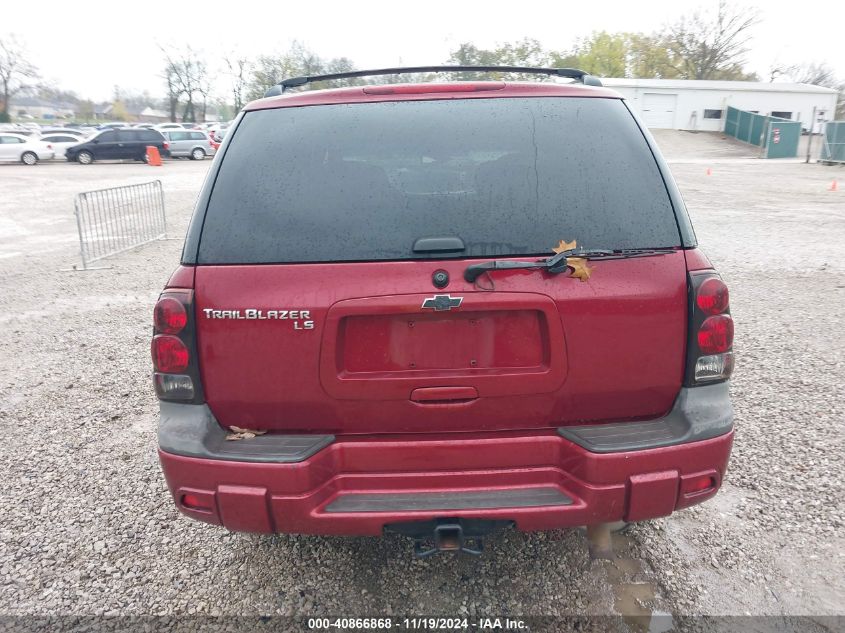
[421,295,463,311]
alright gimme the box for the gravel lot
[0,139,843,629]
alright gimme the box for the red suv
[153,66,734,555]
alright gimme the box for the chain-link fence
[820,121,845,165]
[73,180,166,269]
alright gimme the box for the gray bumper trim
[557,383,733,453]
[158,402,334,463]
[325,487,572,513]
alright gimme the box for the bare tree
[160,46,208,123]
[0,34,38,122]
[783,62,838,88]
[245,42,361,100]
[195,59,212,122]
[163,60,181,122]
[659,1,760,80]
[224,54,251,113]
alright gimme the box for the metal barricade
[73,180,166,269]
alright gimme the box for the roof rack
[263,65,603,97]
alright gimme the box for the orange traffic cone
[146,145,162,167]
[706,168,712,176]
[829,179,838,192]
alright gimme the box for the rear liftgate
[385,519,514,558]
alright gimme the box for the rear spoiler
[264,65,603,97]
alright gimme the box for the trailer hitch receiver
[385,518,513,557]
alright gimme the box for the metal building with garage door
[602,78,838,133]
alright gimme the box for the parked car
[40,128,85,137]
[155,123,185,132]
[0,132,55,164]
[160,130,215,160]
[154,66,734,554]
[39,133,83,159]
[65,128,169,164]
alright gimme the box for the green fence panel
[724,107,739,137]
[723,106,802,158]
[764,120,801,158]
[736,111,750,143]
[750,115,767,147]
[821,121,845,163]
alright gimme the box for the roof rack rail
[263,65,603,97]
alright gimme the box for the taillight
[686,272,734,385]
[163,142,170,150]
[152,289,202,402]
[696,277,729,314]
[154,297,187,334]
[151,335,189,372]
[697,315,734,353]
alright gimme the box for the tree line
[1,1,843,123]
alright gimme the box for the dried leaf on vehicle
[552,239,577,254]
[551,239,592,282]
[225,426,268,441]
[567,257,593,282]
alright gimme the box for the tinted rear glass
[199,97,679,264]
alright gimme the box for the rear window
[199,97,679,264]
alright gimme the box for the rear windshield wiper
[463,248,675,283]
[565,248,676,259]
[464,252,569,283]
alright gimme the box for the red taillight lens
[151,335,189,372]
[686,476,716,493]
[163,142,169,150]
[696,277,729,314]
[154,297,187,334]
[698,315,734,354]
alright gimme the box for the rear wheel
[77,151,94,165]
[21,152,38,166]
[190,147,205,160]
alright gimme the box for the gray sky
[6,0,844,102]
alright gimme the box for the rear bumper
[158,385,733,535]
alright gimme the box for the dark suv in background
[153,66,735,556]
[66,128,169,164]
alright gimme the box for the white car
[154,123,185,132]
[39,133,83,159]
[0,133,55,165]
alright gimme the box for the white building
[602,79,839,133]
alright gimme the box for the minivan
[66,128,169,164]
[161,130,215,160]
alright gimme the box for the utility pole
[806,106,817,163]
